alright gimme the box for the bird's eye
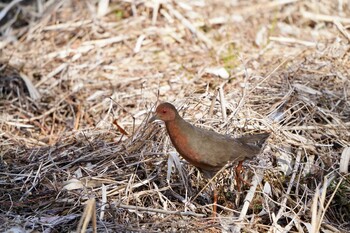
[162,109,167,114]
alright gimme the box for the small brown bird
[149,102,269,187]
[150,102,269,216]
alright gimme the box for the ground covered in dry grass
[1,0,349,232]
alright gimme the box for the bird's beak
[148,114,159,123]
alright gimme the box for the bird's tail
[238,132,270,148]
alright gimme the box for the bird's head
[149,102,178,123]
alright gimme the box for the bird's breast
[165,121,204,168]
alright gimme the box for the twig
[281,122,350,131]
[0,0,22,21]
[268,150,302,232]
[77,198,97,233]
[218,82,227,122]
[115,203,205,217]
[249,54,298,94]
[339,147,350,173]
[19,161,43,201]
[152,0,160,25]
[231,165,264,233]
[312,174,343,233]
[231,55,249,117]
[191,164,229,202]
[208,90,217,118]
[302,10,350,24]
[237,0,299,14]
[164,3,213,48]
[269,36,319,47]
[334,21,350,42]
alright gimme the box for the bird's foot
[235,161,252,192]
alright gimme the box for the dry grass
[1,0,349,232]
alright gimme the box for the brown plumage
[150,102,269,181]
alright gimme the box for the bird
[149,102,269,214]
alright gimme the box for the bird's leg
[235,161,252,191]
[212,187,217,218]
[235,162,242,192]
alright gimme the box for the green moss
[220,43,240,71]
[114,9,124,20]
[253,203,263,212]
[266,9,279,44]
